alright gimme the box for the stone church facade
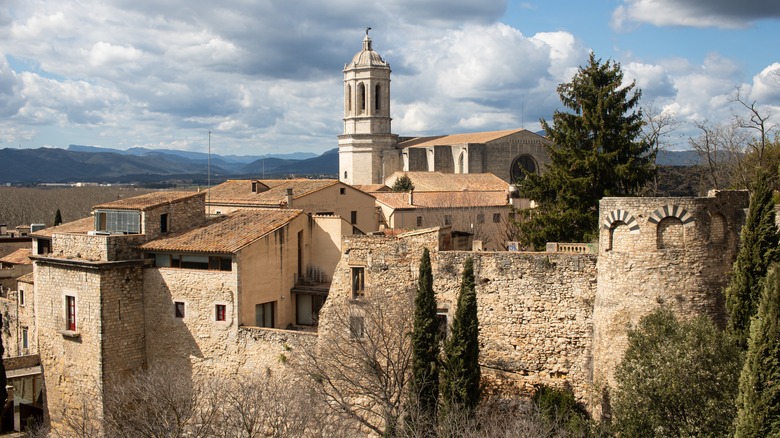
[338,31,552,186]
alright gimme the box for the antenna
[207,131,211,207]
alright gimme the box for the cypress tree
[441,257,480,416]
[735,265,780,437]
[726,172,779,348]
[54,208,63,226]
[407,248,439,434]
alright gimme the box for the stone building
[368,172,515,250]
[338,31,551,185]
[205,178,378,234]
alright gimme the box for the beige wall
[310,215,350,284]
[292,184,378,233]
[237,214,309,328]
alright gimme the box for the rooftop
[398,128,528,148]
[139,209,303,254]
[31,217,94,238]
[0,248,32,265]
[206,179,342,206]
[384,172,509,192]
[93,191,202,211]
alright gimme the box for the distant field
[0,186,161,229]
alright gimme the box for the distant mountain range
[0,145,700,185]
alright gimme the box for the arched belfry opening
[358,83,366,114]
[346,84,352,116]
[375,84,381,112]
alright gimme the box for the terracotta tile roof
[385,172,509,192]
[374,191,508,209]
[139,209,303,254]
[17,272,33,284]
[398,129,526,148]
[0,248,32,265]
[206,179,340,206]
[31,217,94,238]
[353,184,390,193]
[94,191,202,211]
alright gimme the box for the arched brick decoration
[603,209,640,233]
[647,205,694,227]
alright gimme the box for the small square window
[175,301,185,318]
[350,316,365,339]
[18,289,25,307]
[351,211,358,225]
[493,213,501,223]
[340,188,346,195]
[215,304,226,322]
[416,216,423,227]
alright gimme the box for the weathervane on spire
[366,27,372,36]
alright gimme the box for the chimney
[408,189,414,206]
[285,188,294,207]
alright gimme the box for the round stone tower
[338,29,399,185]
[592,190,749,398]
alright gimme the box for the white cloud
[612,0,780,30]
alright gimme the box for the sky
[0,0,779,156]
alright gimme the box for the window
[351,211,358,225]
[351,267,365,299]
[340,187,346,195]
[350,316,365,339]
[297,294,325,325]
[37,239,51,255]
[18,289,24,307]
[215,304,226,322]
[477,213,485,224]
[209,256,232,271]
[66,295,76,331]
[358,83,366,113]
[256,302,275,328]
[437,310,449,340]
[444,215,452,226]
[416,216,423,227]
[175,301,185,318]
[493,213,501,223]
[160,213,169,233]
[375,84,381,111]
[94,210,141,234]
[21,327,28,350]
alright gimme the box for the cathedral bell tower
[338,29,399,185]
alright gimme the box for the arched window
[346,84,352,115]
[375,84,381,111]
[358,83,366,114]
[509,154,537,182]
[657,217,685,249]
[458,152,465,173]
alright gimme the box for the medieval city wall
[321,229,598,401]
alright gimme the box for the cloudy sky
[1,0,779,156]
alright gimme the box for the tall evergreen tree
[517,52,653,249]
[726,172,779,348]
[53,208,63,226]
[735,265,780,437]
[441,257,480,416]
[407,248,439,434]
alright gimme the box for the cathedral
[338,30,553,186]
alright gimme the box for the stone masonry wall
[594,190,749,393]
[34,260,106,432]
[51,234,146,262]
[321,229,598,401]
